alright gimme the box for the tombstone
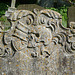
[0,0,75,75]
[17,4,44,11]
[68,6,75,27]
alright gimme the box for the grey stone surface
[68,6,75,28]
[0,3,75,75]
[17,4,44,11]
[11,0,16,8]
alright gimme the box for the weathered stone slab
[68,6,75,27]
[0,0,75,74]
[0,8,75,75]
[17,4,44,11]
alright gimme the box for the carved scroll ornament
[0,9,75,58]
[0,8,75,75]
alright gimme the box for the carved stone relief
[0,9,75,75]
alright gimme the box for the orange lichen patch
[38,64,40,67]
[51,19,53,21]
[4,45,6,47]
[37,39,39,42]
[38,27,41,29]
[10,53,12,55]
[3,73,6,75]
[17,58,19,60]
[50,56,53,60]
[38,45,41,48]
[31,25,33,27]
[28,43,31,46]
[21,41,25,45]
[66,73,69,75]
[16,33,18,35]
[16,65,19,67]
[73,72,75,74]
[23,37,25,39]
[55,73,58,75]
[21,68,24,70]
[41,67,44,70]
[45,40,47,42]
[23,51,25,53]
[31,30,34,32]
[19,47,21,50]
[45,47,47,49]
[1,32,3,34]
[0,67,2,69]
[29,53,31,56]
[7,49,9,51]
[67,67,70,70]
[26,50,28,52]
[48,39,50,41]
[52,37,56,39]
[57,51,59,55]
[43,11,47,13]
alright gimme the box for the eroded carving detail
[52,22,75,53]
[0,7,75,75]
[0,9,75,58]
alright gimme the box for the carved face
[28,25,52,48]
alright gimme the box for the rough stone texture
[17,4,45,11]
[0,8,75,75]
[68,6,75,28]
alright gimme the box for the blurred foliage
[46,6,69,27]
[63,0,75,5]
[0,3,9,17]
[0,16,11,30]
